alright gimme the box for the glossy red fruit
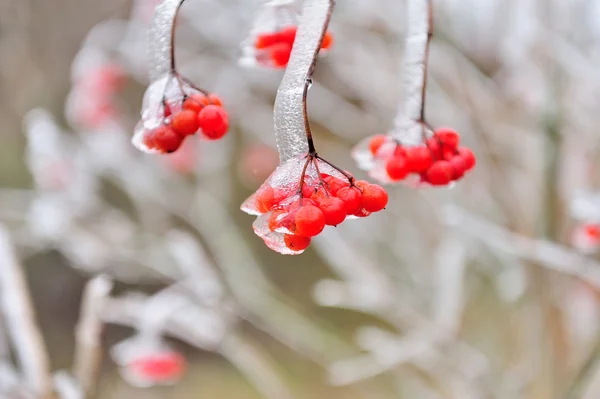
[425,161,454,186]
[315,197,346,226]
[256,186,284,213]
[449,156,467,180]
[284,234,311,251]
[435,127,460,148]
[323,176,347,195]
[270,43,292,68]
[255,32,279,49]
[198,105,228,140]
[457,147,476,170]
[183,94,209,113]
[294,205,326,237]
[369,135,387,156]
[208,94,223,107]
[336,187,362,215]
[171,110,199,136]
[153,125,184,153]
[405,145,433,173]
[143,131,157,149]
[321,31,334,50]
[277,26,298,45]
[360,184,388,212]
[426,137,443,159]
[386,156,410,181]
[302,182,317,198]
[268,210,285,231]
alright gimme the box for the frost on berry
[241,154,388,255]
[239,1,333,70]
[111,335,186,388]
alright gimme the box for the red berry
[208,94,223,107]
[268,210,285,231]
[435,127,460,148]
[255,33,279,49]
[143,131,157,149]
[171,110,199,136]
[277,26,298,45]
[386,156,410,181]
[302,182,316,198]
[183,94,209,113]
[256,186,284,213]
[198,105,229,140]
[284,234,311,251]
[449,156,467,180]
[336,187,362,215]
[369,135,387,156]
[426,137,443,159]
[323,176,347,195]
[442,147,456,161]
[270,43,292,68]
[360,184,388,212]
[315,197,346,226]
[321,31,333,50]
[294,205,326,237]
[153,125,184,153]
[354,180,369,189]
[425,161,454,186]
[405,145,433,173]
[353,208,371,218]
[457,147,476,170]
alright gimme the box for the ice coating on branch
[392,0,431,146]
[273,0,333,162]
[148,0,182,82]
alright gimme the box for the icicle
[391,0,431,146]
[147,0,183,81]
[273,0,334,162]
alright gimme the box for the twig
[0,224,51,397]
[273,0,334,161]
[220,334,295,399]
[73,275,113,396]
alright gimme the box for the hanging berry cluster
[353,0,476,187]
[133,74,228,154]
[241,0,387,255]
[240,1,333,69]
[242,156,387,254]
[132,0,229,155]
[359,127,476,186]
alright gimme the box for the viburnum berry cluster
[132,73,228,154]
[132,0,229,155]
[253,26,333,69]
[240,1,333,69]
[355,126,476,186]
[242,155,387,254]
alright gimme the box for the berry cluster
[252,26,333,69]
[242,154,388,255]
[354,127,476,187]
[132,74,229,154]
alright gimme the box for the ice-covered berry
[198,105,229,140]
[294,205,326,237]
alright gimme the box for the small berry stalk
[241,0,388,255]
[352,0,476,187]
[132,0,229,155]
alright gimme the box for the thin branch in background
[72,275,113,396]
[0,224,51,397]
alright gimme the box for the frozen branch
[442,205,600,288]
[73,275,113,395]
[148,0,184,81]
[273,0,334,161]
[392,0,432,145]
[0,225,51,397]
